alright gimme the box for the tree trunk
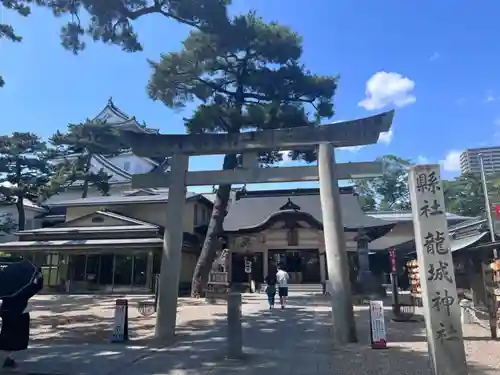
[81,152,93,199]
[16,191,25,231]
[191,153,238,297]
[15,160,25,231]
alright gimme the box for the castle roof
[93,97,159,135]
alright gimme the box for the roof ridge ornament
[279,198,301,211]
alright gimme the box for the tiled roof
[366,211,476,222]
[15,225,158,236]
[93,98,158,134]
[0,238,164,251]
[59,210,159,228]
[223,189,392,231]
[49,191,200,207]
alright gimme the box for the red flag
[389,248,397,273]
[495,205,500,219]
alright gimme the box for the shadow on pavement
[10,293,499,375]
[27,295,217,344]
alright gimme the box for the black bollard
[390,273,400,316]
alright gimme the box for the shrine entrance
[268,249,321,284]
[231,253,264,283]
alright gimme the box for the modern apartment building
[460,146,500,175]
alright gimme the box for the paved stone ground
[2,292,500,374]
[26,294,229,343]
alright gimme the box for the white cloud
[339,145,365,152]
[429,52,440,62]
[378,129,394,144]
[358,71,416,111]
[440,150,462,172]
[416,156,430,164]
[484,90,499,103]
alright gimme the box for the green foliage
[0,213,17,235]
[148,11,337,163]
[51,119,128,155]
[0,132,53,230]
[443,172,500,217]
[0,132,52,200]
[50,120,126,198]
[353,155,413,211]
[353,154,500,217]
[0,0,32,87]
[54,0,232,53]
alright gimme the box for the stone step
[287,284,324,293]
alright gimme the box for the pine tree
[442,172,500,217]
[147,12,337,297]
[353,155,413,212]
[0,213,16,236]
[0,133,52,231]
[2,0,230,87]
[50,120,128,198]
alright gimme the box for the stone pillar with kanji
[408,164,468,375]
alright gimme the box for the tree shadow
[9,293,500,375]
[27,294,230,345]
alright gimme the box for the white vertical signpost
[409,165,468,375]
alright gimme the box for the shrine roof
[223,188,395,239]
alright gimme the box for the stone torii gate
[122,110,395,344]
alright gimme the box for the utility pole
[479,153,498,257]
[478,153,498,339]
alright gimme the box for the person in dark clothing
[264,275,277,309]
[0,265,42,369]
[0,296,30,368]
[398,266,410,290]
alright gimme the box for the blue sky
[1,0,499,192]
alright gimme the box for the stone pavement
[26,295,228,343]
[4,292,500,375]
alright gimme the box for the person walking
[276,263,289,309]
[264,275,277,309]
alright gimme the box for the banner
[111,299,129,343]
[369,300,387,349]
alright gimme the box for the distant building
[460,146,500,175]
